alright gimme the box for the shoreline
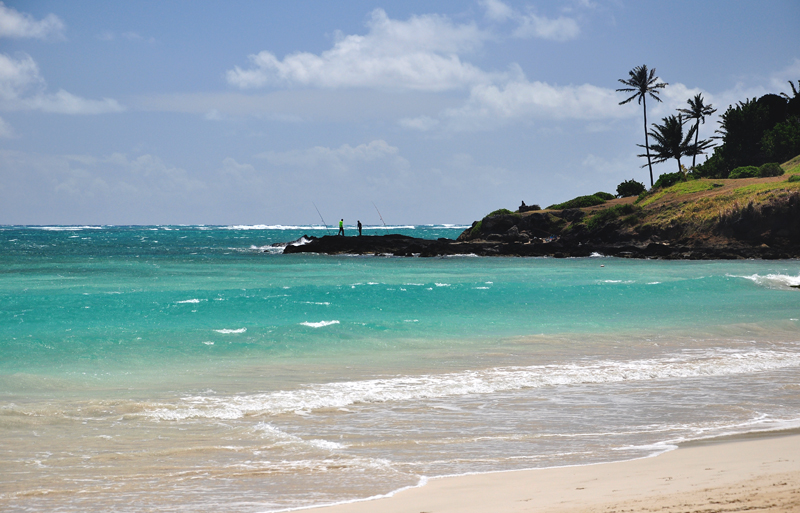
[311,428,800,513]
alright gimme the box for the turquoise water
[2,225,800,511]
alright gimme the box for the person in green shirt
[338,219,344,236]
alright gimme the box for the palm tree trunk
[677,156,682,173]
[692,120,700,169]
[642,96,654,187]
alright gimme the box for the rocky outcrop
[280,189,800,259]
[279,234,798,259]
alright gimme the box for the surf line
[313,202,332,236]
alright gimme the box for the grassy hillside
[463,155,800,249]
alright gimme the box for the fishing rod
[372,202,388,231]
[313,202,332,235]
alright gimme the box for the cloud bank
[0,53,124,114]
[0,2,64,39]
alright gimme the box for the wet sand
[317,431,800,513]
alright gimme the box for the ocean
[2,224,800,512]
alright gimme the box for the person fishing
[357,220,362,236]
[338,219,344,236]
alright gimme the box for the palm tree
[617,65,668,187]
[639,114,710,175]
[678,94,716,169]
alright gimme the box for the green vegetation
[469,220,483,237]
[729,166,760,179]
[637,179,719,207]
[485,208,515,217]
[616,179,646,198]
[653,171,687,189]
[547,194,607,210]
[668,180,718,195]
[758,162,784,177]
[593,191,616,201]
[678,94,717,169]
[695,83,800,177]
[788,174,800,183]
[728,163,784,179]
[784,154,800,175]
[586,204,641,230]
[617,64,668,186]
[643,114,710,173]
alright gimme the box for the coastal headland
[283,156,800,259]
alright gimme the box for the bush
[758,162,784,177]
[653,171,687,189]
[593,191,616,201]
[546,195,607,210]
[616,179,646,198]
[485,208,514,217]
[788,174,800,183]
[469,220,483,237]
[729,165,760,179]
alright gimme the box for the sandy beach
[317,431,800,513]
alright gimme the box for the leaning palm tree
[678,94,716,169]
[617,65,668,187]
[639,114,710,174]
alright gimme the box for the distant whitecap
[300,320,340,328]
[214,328,247,334]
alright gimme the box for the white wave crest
[214,328,247,334]
[300,320,340,328]
[733,273,800,290]
[144,349,800,421]
[176,299,204,304]
[33,225,105,231]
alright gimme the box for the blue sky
[1,0,798,225]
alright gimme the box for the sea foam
[143,348,800,421]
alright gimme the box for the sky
[1,1,798,226]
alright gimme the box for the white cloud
[399,115,440,131]
[769,58,800,94]
[481,0,514,22]
[0,52,43,99]
[0,149,208,224]
[481,0,580,42]
[50,152,206,199]
[221,157,257,179]
[512,12,580,42]
[258,140,408,173]
[0,2,65,39]
[401,78,626,131]
[226,8,494,91]
[0,52,124,114]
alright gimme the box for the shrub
[485,208,514,217]
[729,165,759,179]
[593,191,616,201]
[788,174,800,183]
[616,179,646,198]
[469,220,483,237]
[758,162,784,177]
[653,171,687,189]
[546,195,607,210]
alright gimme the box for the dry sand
[317,431,800,513]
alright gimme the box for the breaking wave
[144,348,800,421]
